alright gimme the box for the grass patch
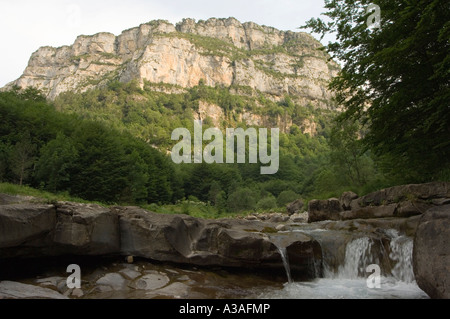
[0,183,106,206]
[0,183,287,220]
[142,200,245,219]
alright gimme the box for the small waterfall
[277,246,293,284]
[259,229,429,299]
[336,237,376,279]
[321,231,416,283]
[389,232,415,283]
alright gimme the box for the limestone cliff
[5,18,339,108]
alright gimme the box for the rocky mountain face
[5,18,339,108]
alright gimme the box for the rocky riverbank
[0,258,283,299]
[0,182,449,299]
[0,195,320,277]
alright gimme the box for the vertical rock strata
[5,18,338,108]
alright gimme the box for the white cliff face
[5,18,339,108]
[127,37,234,88]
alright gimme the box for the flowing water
[0,228,430,299]
[276,247,293,284]
[258,229,429,299]
[389,231,415,283]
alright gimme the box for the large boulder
[285,233,323,278]
[117,206,321,278]
[0,204,56,257]
[340,204,398,220]
[396,200,432,218]
[287,199,304,216]
[0,200,322,277]
[117,207,205,264]
[308,198,342,223]
[308,182,450,223]
[339,191,359,211]
[358,182,450,207]
[0,201,120,258]
[53,202,120,255]
[413,205,450,299]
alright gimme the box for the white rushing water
[260,231,429,299]
[277,246,293,284]
[389,232,415,283]
[333,237,375,279]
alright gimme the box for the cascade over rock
[1,182,448,298]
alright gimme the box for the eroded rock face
[117,206,321,277]
[339,191,359,211]
[287,199,304,216]
[307,182,450,223]
[3,18,338,110]
[308,198,342,223]
[357,182,450,207]
[53,202,120,255]
[0,200,119,258]
[413,205,450,299]
[1,183,447,297]
[0,204,56,250]
[340,204,398,220]
[0,199,321,279]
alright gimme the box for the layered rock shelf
[0,181,449,298]
[0,195,321,280]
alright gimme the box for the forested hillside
[1,83,389,216]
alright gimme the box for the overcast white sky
[0,0,329,87]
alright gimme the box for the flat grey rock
[119,268,142,280]
[0,281,68,299]
[131,272,170,290]
[96,273,126,290]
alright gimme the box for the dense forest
[0,82,397,215]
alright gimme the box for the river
[0,228,429,299]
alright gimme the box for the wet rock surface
[0,281,68,299]
[1,182,448,299]
[0,260,283,299]
[413,205,450,299]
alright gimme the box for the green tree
[10,137,37,186]
[10,86,46,102]
[122,150,149,204]
[70,123,130,203]
[0,143,10,182]
[257,195,277,210]
[215,191,228,213]
[227,187,257,212]
[208,180,222,205]
[303,0,450,182]
[277,190,300,207]
[35,133,78,192]
[328,120,375,187]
